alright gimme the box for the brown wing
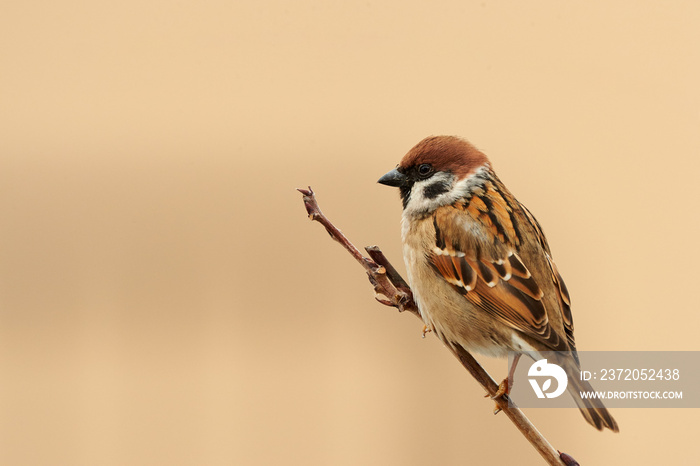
[429,178,572,351]
[519,195,577,353]
[547,254,577,356]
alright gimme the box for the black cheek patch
[423,180,450,199]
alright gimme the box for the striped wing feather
[429,178,572,351]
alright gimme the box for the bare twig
[298,187,573,466]
[298,187,414,313]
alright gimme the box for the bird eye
[417,164,433,178]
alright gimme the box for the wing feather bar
[454,256,477,291]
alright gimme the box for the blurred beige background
[1,1,699,465]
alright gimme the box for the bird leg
[490,353,523,414]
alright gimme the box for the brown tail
[567,373,620,432]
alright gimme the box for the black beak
[378,168,409,187]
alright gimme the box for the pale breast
[400,214,513,357]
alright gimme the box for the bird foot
[490,379,510,415]
[491,378,510,400]
[421,325,432,338]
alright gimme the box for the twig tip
[558,452,579,466]
[296,186,314,196]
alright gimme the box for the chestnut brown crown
[399,136,489,179]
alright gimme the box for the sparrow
[378,135,619,432]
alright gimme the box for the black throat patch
[400,185,412,209]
